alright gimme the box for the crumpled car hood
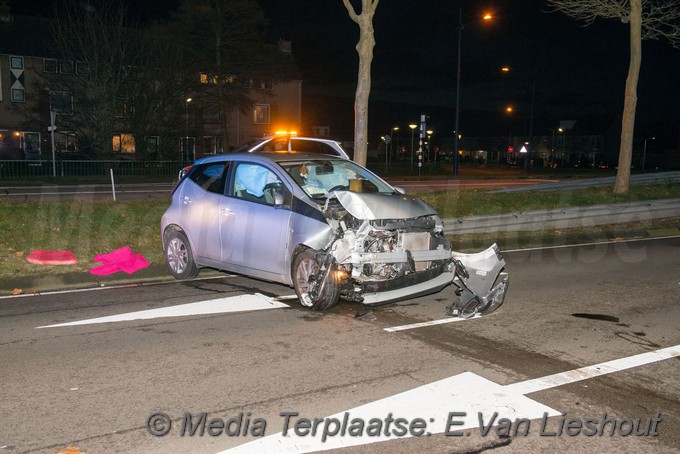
[334,191,437,220]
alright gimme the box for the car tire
[165,230,199,280]
[292,247,340,311]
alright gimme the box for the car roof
[230,135,350,159]
[192,152,351,166]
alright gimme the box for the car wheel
[292,247,340,311]
[165,230,199,280]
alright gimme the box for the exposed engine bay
[299,192,508,317]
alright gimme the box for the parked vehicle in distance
[232,132,351,159]
[161,150,508,316]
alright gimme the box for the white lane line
[502,235,680,253]
[0,274,232,300]
[223,343,680,453]
[36,293,288,328]
[507,344,680,395]
[384,314,481,332]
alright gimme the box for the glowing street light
[185,97,193,162]
[453,10,493,177]
[409,124,417,172]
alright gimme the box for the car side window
[292,140,338,156]
[231,162,290,207]
[188,162,229,194]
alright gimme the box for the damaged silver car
[161,152,508,317]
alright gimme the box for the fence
[0,160,184,179]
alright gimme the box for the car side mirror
[393,186,406,194]
[273,191,285,207]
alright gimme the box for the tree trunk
[343,0,379,167]
[614,0,642,194]
[352,14,376,166]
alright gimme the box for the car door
[219,162,293,277]
[179,161,229,262]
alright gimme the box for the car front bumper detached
[447,243,509,318]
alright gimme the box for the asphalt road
[1,237,679,453]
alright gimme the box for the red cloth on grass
[90,246,150,276]
[26,250,78,265]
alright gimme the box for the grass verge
[0,183,678,290]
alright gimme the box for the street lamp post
[185,97,192,163]
[453,10,492,177]
[549,128,556,167]
[409,124,417,173]
[393,126,399,162]
[453,8,463,177]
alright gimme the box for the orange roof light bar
[274,130,297,136]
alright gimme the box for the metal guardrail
[0,160,184,179]
[443,199,680,234]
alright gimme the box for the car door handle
[221,207,233,215]
[183,196,192,205]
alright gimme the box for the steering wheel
[328,184,348,192]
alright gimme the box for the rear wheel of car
[165,230,199,280]
[292,247,340,311]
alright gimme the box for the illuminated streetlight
[409,124,417,172]
[453,10,493,177]
[185,97,193,162]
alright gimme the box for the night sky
[9,0,680,146]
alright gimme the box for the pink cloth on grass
[90,246,150,276]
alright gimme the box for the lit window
[253,104,270,124]
[112,134,136,153]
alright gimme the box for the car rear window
[188,162,229,194]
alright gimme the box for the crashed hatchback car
[161,152,508,316]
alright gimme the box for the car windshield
[279,159,395,198]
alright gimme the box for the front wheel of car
[165,230,199,280]
[292,247,340,311]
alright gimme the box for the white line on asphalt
[502,234,680,253]
[222,344,680,453]
[0,274,232,300]
[506,344,680,395]
[384,313,482,332]
[36,293,289,328]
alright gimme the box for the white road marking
[503,234,680,253]
[36,293,288,328]
[222,344,680,453]
[0,274,232,300]
[384,314,482,332]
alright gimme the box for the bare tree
[170,0,271,148]
[342,0,379,166]
[546,0,680,193]
[42,0,145,157]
